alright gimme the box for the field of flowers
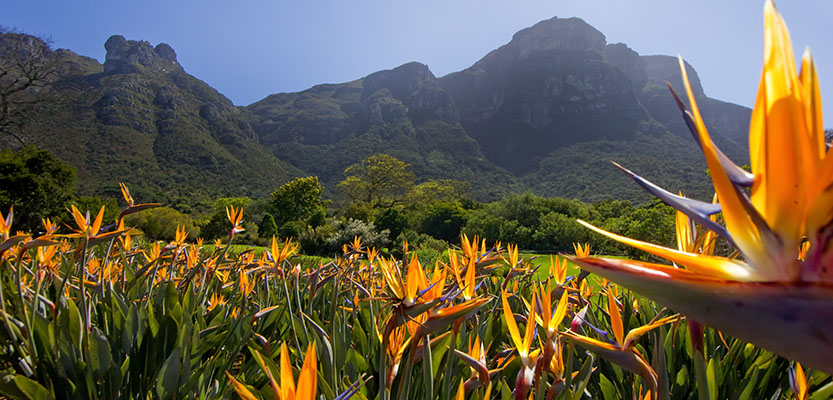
[1,1,832,399]
[0,183,829,399]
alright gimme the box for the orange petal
[622,315,678,351]
[296,343,317,400]
[607,291,624,347]
[280,343,296,400]
[522,292,537,357]
[501,291,524,356]
[70,205,87,231]
[577,220,756,280]
[747,0,806,259]
[226,372,261,400]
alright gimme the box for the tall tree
[338,154,414,208]
[269,176,328,226]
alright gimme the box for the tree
[405,179,469,206]
[0,29,59,146]
[338,154,414,208]
[0,146,75,232]
[269,176,328,226]
[416,201,468,242]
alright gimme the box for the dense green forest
[2,146,678,259]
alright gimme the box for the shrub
[325,218,390,255]
[125,206,200,241]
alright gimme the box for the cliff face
[440,17,749,176]
[248,62,517,200]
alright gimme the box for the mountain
[2,16,752,205]
[439,17,750,202]
[1,34,302,206]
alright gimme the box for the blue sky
[5,1,833,122]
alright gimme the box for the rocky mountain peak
[362,62,459,124]
[103,35,180,74]
[507,17,606,58]
[362,62,435,99]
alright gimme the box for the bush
[396,229,449,262]
[125,206,200,241]
[258,213,279,239]
[279,220,306,239]
[374,208,409,241]
[324,218,390,255]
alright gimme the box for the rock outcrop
[103,35,181,74]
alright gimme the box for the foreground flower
[66,205,126,245]
[564,290,677,400]
[502,290,537,399]
[227,342,317,400]
[572,0,833,373]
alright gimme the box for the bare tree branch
[0,29,59,146]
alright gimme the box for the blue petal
[666,83,754,187]
[611,161,736,248]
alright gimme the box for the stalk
[15,251,37,361]
[423,333,434,400]
[441,320,461,400]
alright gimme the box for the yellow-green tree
[338,154,414,208]
[269,176,328,226]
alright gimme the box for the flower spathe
[572,0,833,374]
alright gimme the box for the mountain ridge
[1,16,751,206]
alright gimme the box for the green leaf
[810,380,833,400]
[599,373,617,400]
[706,357,718,400]
[572,353,594,400]
[155,348,182,399]
[347,349,370,372]
[122,304,139,353]
[66,299,83,349]
[316,369,335,400]
[89,326,113,377]
[147,302,159,337]
[499,378,512,400]
[13,375,51,400]
[120,356,131,378]
[737,365,759,400]
[0,374,26,399]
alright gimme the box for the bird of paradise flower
[570,0,833,374]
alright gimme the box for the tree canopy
[269,176,327,226]
[338,154,414,208]
[0,146,75,232]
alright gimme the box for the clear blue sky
[5,1,833,122]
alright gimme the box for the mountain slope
[247,62,518,201]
